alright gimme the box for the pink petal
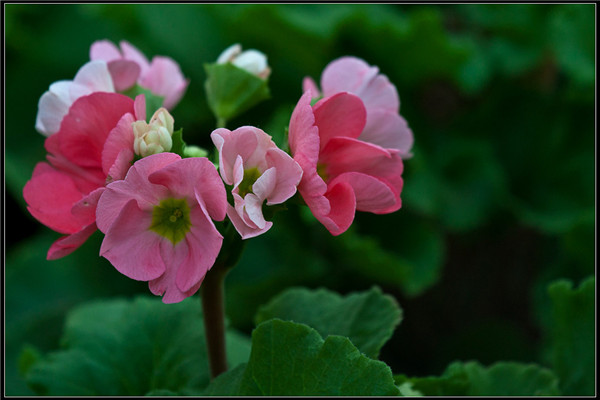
[148,157,227,222]
[321,56,379,98]
[47,222,97,260]
[244,193,268,229]
[139,56,188,109]
[99,199,166,281]
[90,40,122,62]
[360,110,413,156]
[120,40,150,75]
[134,94,146,121]
[226,203,272,239]
[356,73,399,114]
[313,92,366,151]
[107,59,141,91]
[71,187,105,226]
[175,205,223,292]
[101,112,135,177]
[302,76,320,98]
[106,148,135,183]
[289,91,319,167]
[35,88,72,136]
[57,92,134,169]
[308,180,356,236]
[23,164,88,234]
[264,147,303,205]
[250,167,277,202]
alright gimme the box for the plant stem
[217,117,227,129]
[201,261,229,379]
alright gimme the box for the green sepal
[170,128,186,158]
[204,62,270,123]
[121,84,165,121]
[182,145,208,158]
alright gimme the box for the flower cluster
[24,40,413,303]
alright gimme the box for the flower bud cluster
[133,108,174,157]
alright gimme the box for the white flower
[217,43,271,80]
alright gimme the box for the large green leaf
[397,360,560,396]
[255,286,401,358]
[204,319,399,396]
[547,276,595,395]
[25,296,250,396]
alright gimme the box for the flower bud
[133,108,174,157]
[217,43,271,80]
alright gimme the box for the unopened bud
[217,44,271,80]
[133,108,174,157]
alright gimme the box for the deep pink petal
[307,180,356,236]
[23,164,87,234]
[360,110,414,156]
[71,187,105,226]
[289,91,320,170]
[107,59,141,91]
[329,172,401,214]
[56,92,134,169]
[148,157,227,222]
[47,223,97,260]
[312,92,366,151]
[99,199,165,281]
[101,112,135,177]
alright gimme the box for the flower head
[24,92,145,259]
[211,126,302,239]
[289,91,404,236]
[217,43,271,80]
[35,60,115,136]
[96,153,227,303]
[90,40,189,109]
[303,56,413,158]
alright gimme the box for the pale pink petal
[99,199,165,281]
[133,94,146,121]
[360,110,413,156]
[250,167,277,202]
[139,56,188,109]
[210,129,232,184]
[35,89,72,136]
[321,56,379,97]
[106,148,135,183]
[148,157,227,222]
[356,73,399,113]
[264,148,303,204]
[244,193,267,229]
[23,164,87,234]
[47,222,97,260]
[329,172,400,214]
[107,59,140,91]
[302,76,320,98]
[289,91,319,167]
[90,40,122,62]
[120,40,150,75]
[312,92,366,151]
[73,60,115,93]
[101,113,136,176]
[226,203,272,239]
[174,205,223,292]
[57,92,134,169]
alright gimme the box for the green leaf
[255,286,402,358]
[169,128,186,157]
[204,319,399,396]
[25,296,251,396]
[397,360,560,396]
[204,62,270,123]
[121,84,165,119]
[547,276,595,395]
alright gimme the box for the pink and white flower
[96,153,227,303]
[303,56,413,158]
[211,126,302,239]
[289,91,404,236]
[35,60,115,136]
[24,92,146,259]
[90,40,189,109]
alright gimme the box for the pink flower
[96,153,227,303]
[303,56,413,158]
[211,126,302,239]
[35,60,115,136]
[90,40,189,109]
[24,92,146,259]
[289,91,404,236]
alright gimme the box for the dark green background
[5,4,595,395]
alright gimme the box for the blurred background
[5,4,595,395]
